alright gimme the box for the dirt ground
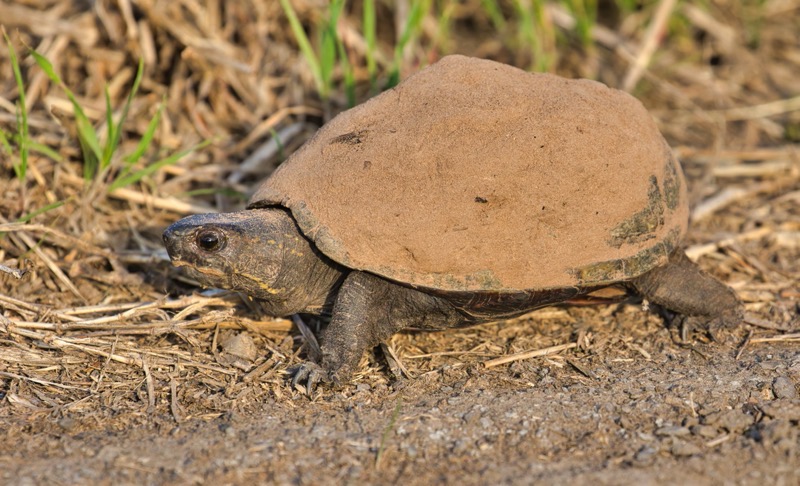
[1,1,799,484]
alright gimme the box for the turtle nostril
[197,230,225,252]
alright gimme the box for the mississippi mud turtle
[163,55,742,390]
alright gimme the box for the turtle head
[164,208,340,315]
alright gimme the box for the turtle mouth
[163,222,195,264]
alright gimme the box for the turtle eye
[196,229,225,252]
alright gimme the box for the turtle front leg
[631,249,743,338]
[292,271,465,393]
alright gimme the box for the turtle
[163,55,742,391]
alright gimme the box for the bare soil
[1,1,799,484]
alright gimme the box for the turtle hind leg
[631,249,743,339]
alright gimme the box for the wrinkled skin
[164,208,743,392]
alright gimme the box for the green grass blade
[183,187,247,200]
[123,100,164,165]
[320,0,345,97]
[30,50,103,175]
[16,200,65,223]
[435,2,456,53]
[480,0,506,31]
[279,0,324,98]
[74,112,102,177]
[108,139,212,192]
[615,0,637,15]
[396,0,429,53]
[28,141,62,161]
[0,129,11,155]
[78,136,99,180]
[388,0,431,88]
[5,29,29,181]
[269,128,287,162]
[363,0,377,92]
[569,0,597,47]
[337,36,356,107]
[103,85,116,167]
[104,58,145,169]
[328,0,355,106]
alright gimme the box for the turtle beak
[163,219,191,263]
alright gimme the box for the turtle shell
[249,55,688,292]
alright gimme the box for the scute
[249,55,688,292]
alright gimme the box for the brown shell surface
[249,55,688,292]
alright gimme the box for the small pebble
[656,426,691,437]
[691,425,719,439]
[761,400,800,421]
[682,416,700,428]
[703,409,752,433]
[772,376,797,399]
[634,446,657,464]
[671,440,702,457]
[220,332,258,361]
[58,417,78,432]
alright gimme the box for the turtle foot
[673,307,744,344]
[291,361,329,395]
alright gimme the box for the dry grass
[1,0,799,425]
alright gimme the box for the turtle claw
[291,361,329,395]
[672,308,743,344]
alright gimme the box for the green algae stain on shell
[663,150,682,211]
[608,176,665,248]
[329,130,369,146]
[572,227,681,285]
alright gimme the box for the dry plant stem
[0,222,114,259]
[11,227,85,301]
[684,227,772,261]
[170,375,183,423]
[6,315,291,334]
[0,2,98,47]
[406,350,495,359]
[292,314,322,363]
[0,371,87,391]
[681,4,736,54]
[227,106,320,156]
[381,342,414,379]
[483,342,578,368]
[5,326,142,366]
[55,173,216,214]
[676,147,800,162]
[548,4,637,64]
[744,315,797,332]
[622,0,678,92]
[749,333,800,343]
[691,179,792,222]
[712,160,798,178]
[736,330,753,360]
[110,187,216,214]
[0,293,79,322]
[229,121,307,184]
[706,434,733,448]
[0,324,237,375]
[243,357,280,383]
[0,264,27,279]
[1,290,291,334]
[142,356,156,411]
[714,95,800,121]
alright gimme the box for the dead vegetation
[0,0,799,483]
